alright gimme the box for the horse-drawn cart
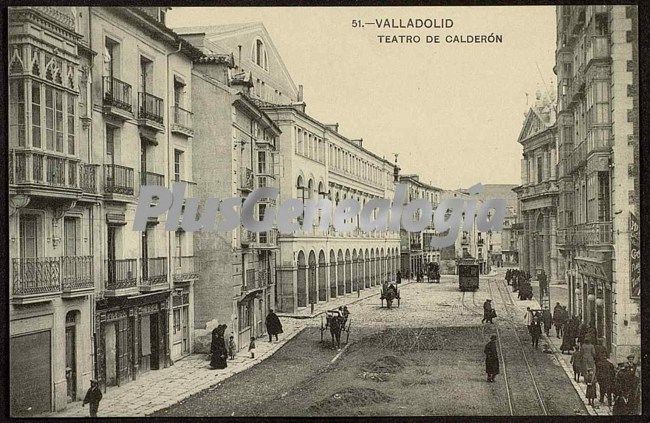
[427,262,441,283]
[320,309,352,348]
[380,282,400,308]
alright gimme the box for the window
[537,156,543,183]
[174,149,183,181]
[106,125,115,162]
[20,215,39,259]
[253,39,268,70]
[45,86,54,150]
[140,56,153,94]
[31,82,41,148]
[64,217,78,257]
[258,151,266,174]
[104,38,118,79]
[175,229,183,265]
[174,79,185,108]
[9,80,26,146]
[67,94,75,154]
[258,203,266,221]
[158,9,166,25]
[239,302,251,330]
[55,90,64,152]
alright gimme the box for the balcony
[173,255,198,283]
[586,36,610,67]
[140,257,168,291]
[104,258,138,296]
[9,149,82,198]
[81,164,99,194]
[240,168,254,191]
[104,164,134,197]
[11,257,61,303]
[61,256,94,296]
[138,92,164,131]
[241,229,256,247]
[171,105,194,137]
[573,222,613,247]
[141,171,165,187]
[102,76,133,119]
[255,228,279,249]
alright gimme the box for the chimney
[297,85,303,102]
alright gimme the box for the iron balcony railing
[173,105,193,130]
[141,257,168,286]
[138,92,164,124]
[81,164,98,194]
[9,149,81,190]
[11,255,94,296]
[141,171,165,187]
[105,258,138,290]
[173,255,198,282]
[103,76,133,113]
[104,164,134,195]
[573,221,613,246]
[61,256,94,291]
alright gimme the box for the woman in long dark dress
[210,324,228,369]
[560,318,576,354]
[484,335,499,382]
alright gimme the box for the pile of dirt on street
[361,355,406,374]
[308,387,393,414]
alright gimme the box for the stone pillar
[520,212,529,271]
[543,213,551,278]
[549,213,559,283]
[528,215,536,275]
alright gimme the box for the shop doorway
[65,311,79,402]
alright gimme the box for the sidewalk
[277,278,415,319]
[42,282,401,418]
[501,278,611,416]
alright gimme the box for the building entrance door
[65,312,77,402]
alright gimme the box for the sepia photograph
[5,3,643,418]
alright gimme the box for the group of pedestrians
[550,303,640,414]
[209,310,284,369]
[505,269,533,300]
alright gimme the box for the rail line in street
[487,277,548,416]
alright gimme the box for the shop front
[575,256,613,354]
[95,291,171,390]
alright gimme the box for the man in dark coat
[560,317,576,354]
[210,324,228,369]
[484,335,499,382]
[541,307,552,337]
[613,363,639,415]
[530,317,542,349]
[265,310,283,342]
[396,270,402,284]
[82,379,103,417]
[595,357,616,406]
[482,299,494,324]
[553,302,564,338]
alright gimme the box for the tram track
[487,277,548,416]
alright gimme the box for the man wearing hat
[626,354,637,375]
[82,378,103,417]
[482,299,494,324]
[484,335,499,382]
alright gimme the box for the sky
[168,6,557,190]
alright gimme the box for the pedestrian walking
[594,340,608,362]
[552,302,564,338]
[484,335,499,382]
[210,324,228,369]
[530,317,542,349]
[524,307,534,334]
[396,270,402,284]
[571,345,584,382]
[482,299,494,324]
[265,309,283,342]
[249,336,256,359]
[596,356,615,406]
[342,306,350,327]
[228,335,236,360]
[585,368,597,406]
[581,339,596,375]
[82,379,102,418]
[613,362,639,415]
[541,307,552,337]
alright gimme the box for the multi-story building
[8,7,205,415]
[500,208,520,266]
[8,6,97,415]
[181,31,281,352]
[513,93,560,298]
[398,174,442,277]
[474,184,519,269]
[175,22,401,314]
[554,5,639,360]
